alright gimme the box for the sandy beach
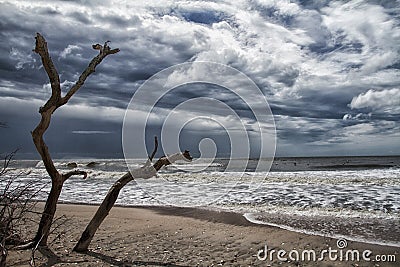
[7,203,399,267]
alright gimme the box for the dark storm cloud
[180,10,226,25]
[296,0,331,10]
[277,126,330,143]
[0,0,399,157]
[153,83,252,113]
[67,12,91,24]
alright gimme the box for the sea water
[2,156,399,246]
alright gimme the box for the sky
[0,0,399,159]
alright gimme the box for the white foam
[34,161,43,168]
[220,203,399,219]
[3,159,400,246]
[244,213,400,248]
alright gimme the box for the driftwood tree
[30,33,119,247]
[73,137,192,252]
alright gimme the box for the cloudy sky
[0,0,399,159]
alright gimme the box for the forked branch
[34,33,120,113]
[30,33,119,247]
[60,41,120,106]
[73,140,192,252]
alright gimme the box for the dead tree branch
[30,33,119,247]
[0,151,44,267]
[144,136,158,167]
[149,136,158,162]
[62,170,88,182]
[0,150,17,176]
[73,140,192,252]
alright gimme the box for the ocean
[2,156,400,247]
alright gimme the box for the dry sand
[7,203,399,266]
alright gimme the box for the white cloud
[350,88,400,113]
[342,113,371,121]
[42,80,76,94]
[321,1,400,77]
[6,0,399,103]
[59,103,126,122]
[322,1,399,52]
[10,48,36,69]
[341,121,399,138]
[254,0,301,16]
[0,96,125,123]
[60,44,82,59]
[360,51,398,75]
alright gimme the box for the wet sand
[7,203,399,266]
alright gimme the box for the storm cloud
[0,0,399,158]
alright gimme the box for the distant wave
[315,164,396,169]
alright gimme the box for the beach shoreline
[7,203,399,266]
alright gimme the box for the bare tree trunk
[33,179,63,246]
[73,172,133,252]
[29,33,119,247]
[73,144,192,252]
